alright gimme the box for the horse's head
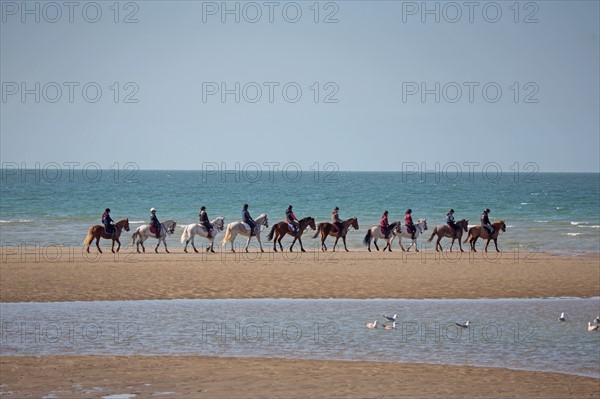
[119,218,130,232]
[463,220,469,232]
[417,219,427,232]
[215,217,225,231]
[257,214,268,228]
[457,219,468,231]
[498,220,506,232]
[351,217,359,230]
[306,217,316,230]
[168,221,177,234]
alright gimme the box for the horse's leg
[494,237,500,252]
[279,234,284,252]
[471,237,478,252]
[399,236,406,252]
[407,238,414,252]
[450,237,455,252]
[298,237,305,252]
[115,238,121,253]
[458,233,464,252]
[436,236,442,252]
[321,232,327,252]
[164,238,170,254]
[140,239,146,253]
[413,237,419,252]
[484,238,491,252]
[155,238,160,253]
[95,236,102,254]
[111,239,116,253]
[332,236,340,252]
[245,235,251,253]
[343,236,349,252]
[257,234,264,253]
[373,237,380,251]
[386,237,392,252]
[191,234,199,253]
[289,236,296,252]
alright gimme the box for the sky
[1,0,599,172]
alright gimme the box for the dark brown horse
[266,217,317,252]
[464,220,507,252]
[427,219,469,252]
[312,217,359,252]
[83,218,130,253]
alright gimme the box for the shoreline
[1,249,598,303]
[1,356,598,399]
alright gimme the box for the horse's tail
[312,224,323,238]
[427,228,437,243]
[463,229,472,243]
[131,230,139,246]
[222,225,232,244]
[363,229,372,246]
[266,225,276,241]
[83,227,94,247]
[180,226,190,244]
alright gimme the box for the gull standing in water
[588,322,599,332]
[366,321,378,329]
[558,312,566,322]
[456,321,470,328]
[382,322,397,330]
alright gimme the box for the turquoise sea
[1,170,599,254]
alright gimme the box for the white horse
[221,214,269,253]
[131,219,177,253]
[392,219,428,252]
[363,221,402,252]
[180,217,225,253]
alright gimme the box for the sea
[0,169,599,254]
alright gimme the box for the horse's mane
[299,216,313,222]
[493,220,506,225]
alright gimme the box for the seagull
[456,321,470,328]
[382,322,397,330]
[382,314,397,322]
[558,312,566,322]
[593,316,600,324]
[366,321,378,329]
[588,322,599,332]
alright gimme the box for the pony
[391,219,428,252]
[312,217,359,252]
[83,218,130,254]
[463,220,507,252]
[221,214,269,252]
[131,220,177,253]
[266,216,316,252]
[180,217,225,253]
[427,219,469,252]
[363,221,401,252]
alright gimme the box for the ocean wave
[578,225,600,229]
[570,221,588,225]
[0,219,34,224]
[566,233,583,236]
[534,220,549,223]
[520,202,529,205]
[129,221,147,224]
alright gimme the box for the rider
[242,204,256,236]
[286,205,299,234]
[150,208,161,237]
[102,208,115,237]
[481,208,494,237]
[380,210,390,239]
[199,206,213,239]
[446,209,458,235]
[332,207,344,237]
[405,209,416,240]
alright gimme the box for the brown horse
[266,217,317,252]
[464,220,507,252]
[83,218,130,253]
[427,219,469,252]
[312,217,359,252]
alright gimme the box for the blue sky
[1,1,599,172]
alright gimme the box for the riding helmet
[243,204,248,209]
[485,208,491,213]
[406,209,412,214]
[105,208,110,213]
[150,208,156,213]
[201,206,206,211]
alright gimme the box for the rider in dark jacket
[481,208,494,237]
[199,206,213,238]
[242,204,256,236]
[150,208,161,237]
[446,209,458,235]
[380,210,390,239]
[102,208,115,236]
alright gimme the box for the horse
[131,220,177,253]
[427,219,469,252]
[180,217,225,253]
[463,220,507,252]
[221,214,269,253]
[266,216,317,252]
[363,221,401,252]
[83,218,130,254]
[391,219,428,252]
[312,217,359,252]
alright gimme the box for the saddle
[103,226,115,236]
[150,225,158,235]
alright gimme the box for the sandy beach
[1,248,599,398]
